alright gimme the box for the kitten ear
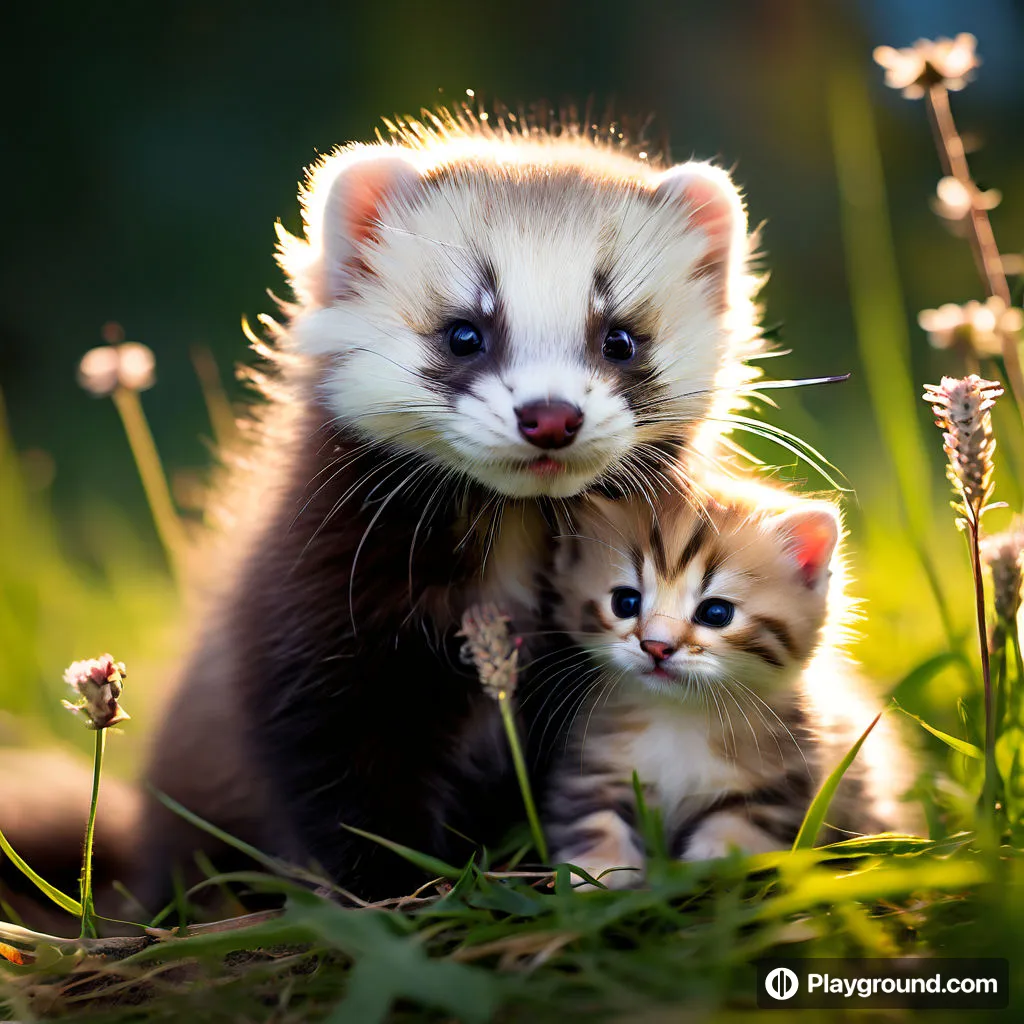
[279,149,421,307]
[654,162,747,303]
[771,505,840,590]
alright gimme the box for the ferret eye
[610,586,642,619]
[694,598,734,628]
[445,320,485,357]
[602,328,636,363]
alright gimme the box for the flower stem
[1012,625,1024,727]
[967,518,998,820]
[111,386,185,583]
[79,728,106,939]
[497,692,549,863]
[189,344,237,450]
[925,83,1024,415]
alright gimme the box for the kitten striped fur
[542,478,913,887]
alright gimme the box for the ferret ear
[279,150,422,307]
[319,151,421,301]
[654,162,747,302]
[770,505,840,590]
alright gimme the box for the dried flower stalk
[459,604,548,862]
[77,329,185,582]
[982,524,1024,626]
[919,298,1023,360]
[923,375,1002,526]
[924,375,1004,819]
[459,603,519,699]
[874,34,980,98]
[61,653,130,936]
[878,36,1024,412]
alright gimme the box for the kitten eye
[610,586,642,619]
[445,320,485,357]
[602,328,636,363]
[694,598,734,628]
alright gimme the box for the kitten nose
[640,639,675,663]
[515,401,584,450]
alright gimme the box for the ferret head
[277,120,759,499]
[552,488,841,697]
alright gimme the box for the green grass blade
[631,770,668,864]
[893,704,983,759]
[816,833,968,857]
[891,651,970,704]
[560,864,611,889]
[150,787,290,873]
[0,825,82,916]
[497,693,549,863]
[340,824,462,879]
[827,62,933,538]
[792,712,882,851]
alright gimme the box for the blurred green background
[2,0,1023,776]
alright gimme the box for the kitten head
[275,116,760,499]
[552,485,841,697]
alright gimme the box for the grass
[3,37,1024,1023]
[0,832,1005,1022]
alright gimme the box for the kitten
[542,479,911,887]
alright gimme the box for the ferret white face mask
[279,124,760,499]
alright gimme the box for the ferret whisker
[519,647,598,688]
[551,532,637,565]
[347,460,436,634]
[405,463,462,608]
[375,222,470,252]
[291,449,418,563]
[527,661,602,747]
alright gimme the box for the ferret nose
[515,401,584,450]
[640,639,675,663]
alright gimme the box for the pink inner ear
[320,155,419,302]
[785,513,838,587]
[678,177,735,260]
[344,170,400,245]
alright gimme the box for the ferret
[543,478,914,887]
[136,110,767,907]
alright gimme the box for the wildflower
[931,176,1001,223]
[919,298,1024,358]
[874,34,980,99]
[459,603,519,699]
[981,522,1024,624]
[923,375,1002,523]
[78,342,156,396]
[62,654,130,729]
[458,603,548,860]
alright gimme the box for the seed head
[62,654,130,729]
[930,176,1001,226]
[982,522,1024,624]
[923,375,1002,524]
[874,34,980,99]
[459,603,519,700]
[919,298,1023,358]
[78,342,156,396]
